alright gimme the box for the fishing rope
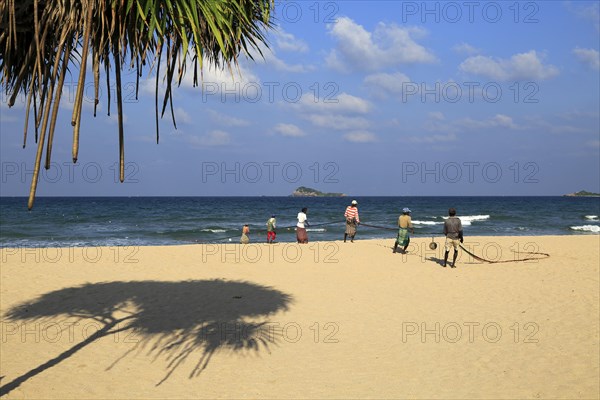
[193,219,552,263]
[194,220,344,243]
[196,220,412,244]
[362,223,551,263]
[459,244,550,263]
[358,222,397,231]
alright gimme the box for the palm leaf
[0,0,275,209]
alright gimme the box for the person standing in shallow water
[240,224,250,244]
[266,215,277,244]
[344,200,360,243]
[296,207,309,244]
[393,208,414,253]
[443,208,463,268]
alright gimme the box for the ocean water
[0,196,599,247]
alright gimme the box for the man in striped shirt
[344,200,360,243]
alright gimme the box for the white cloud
[305,114,370,131]
[251,41,314,73]
[408,133,457,144]
[140,56,260,99]
[522,113,599,135]
[586,139,600,149]
[274,123,306,137]
[565,1,600,31]
[459,50,559,81]
[207,110,250,127]
[423,115,457,133]
[325,17,436,72]
[456,114,519,130]
[558,110,600,121]
[284,87,373,137]
[174,107,192,124]
[424,113,520,133]
[363,72,412,97]
[526,117,589,134]
[343,131,377,143]
[452,42,480,55]
[191,61,265,102]
[274,30,309,53]
[573,47,600,70]
[264,50,315,73]
[428,111,445,121]
[186,130,231,147]
[490,114,517,129]
[198,62,260,88]
[292,92,371,114]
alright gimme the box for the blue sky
[1,1,599,197]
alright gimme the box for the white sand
[1,235,598,399]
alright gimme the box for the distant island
[291,186,346,197]
[564,190,600,197]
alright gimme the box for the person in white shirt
[296,207,309,244]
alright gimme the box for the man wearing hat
[393,207,414,253]
[344,200,360,243]
[443,208,463,268]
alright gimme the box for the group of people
[242,216,278,244]
[238,207,309,245]
[239,201,464,268]
[390,206,463,268]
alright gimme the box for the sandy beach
[1,235,598,399]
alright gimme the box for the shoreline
[1,232,599,249]
[1,235,598,399]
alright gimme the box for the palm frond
[0,0,275,209]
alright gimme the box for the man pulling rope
[443,207,463,268]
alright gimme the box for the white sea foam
[443,215,490,226]
[201,229,227,233]
[570,225,600,233]
[412,220,443,225]
[584,215,599,221]
[460,215,490,222]
[306,228,326,232]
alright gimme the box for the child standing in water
[240,224,250,244]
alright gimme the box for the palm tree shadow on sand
[1,279,293,396]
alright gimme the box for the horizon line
[1,194,592,198]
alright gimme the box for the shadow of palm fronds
[2,279,292,394]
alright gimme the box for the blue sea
[0,196,599,247]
